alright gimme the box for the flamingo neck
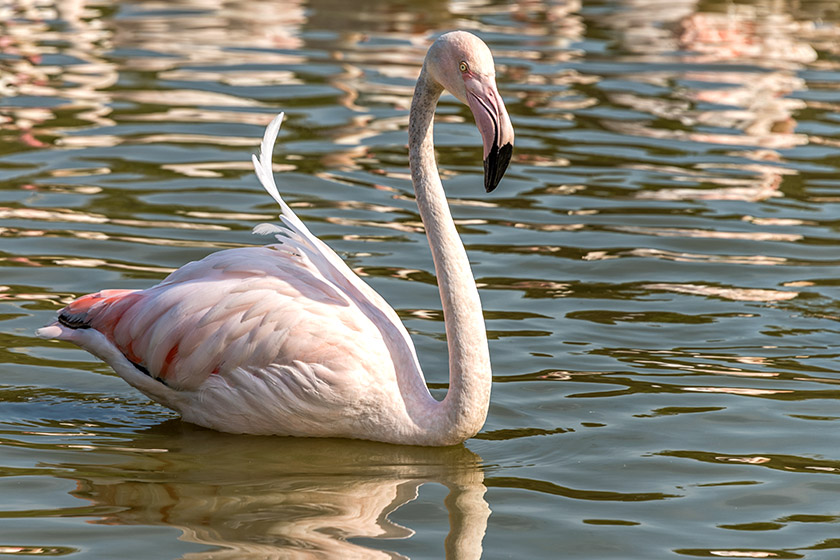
[408,66,492,445]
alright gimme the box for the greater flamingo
[37,31,514,446]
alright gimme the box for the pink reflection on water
[597,1,840,203]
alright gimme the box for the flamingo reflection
[62,423,490,559]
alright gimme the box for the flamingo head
[426,31,514,193]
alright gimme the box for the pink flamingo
[37,31,514,446]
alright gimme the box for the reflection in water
[61,423,489,559]
[0,0,116,147]
[6,0,840,558]
[598,0,840,202]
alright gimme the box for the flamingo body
[39,128,430,442]
[38,31,514,446]
[41,244,430,442]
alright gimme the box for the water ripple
[4,0,840,558]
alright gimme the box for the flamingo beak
[464,74,514,193]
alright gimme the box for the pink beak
[464,74,514,192]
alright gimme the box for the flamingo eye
[459,61,469,73]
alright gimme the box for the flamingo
[37,31,514,446]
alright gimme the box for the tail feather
[57,289,139,331]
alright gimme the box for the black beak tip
[484,173,498,194]
[484,142,513,193]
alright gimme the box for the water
[3,0,840,557]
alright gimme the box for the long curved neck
[409,66,492,445]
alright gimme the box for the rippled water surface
[4,0,840,558]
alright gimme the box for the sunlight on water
[4,0,840,558]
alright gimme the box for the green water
[3,0,840,558]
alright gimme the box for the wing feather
[250,113,425,383]
[48,112,422,405]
